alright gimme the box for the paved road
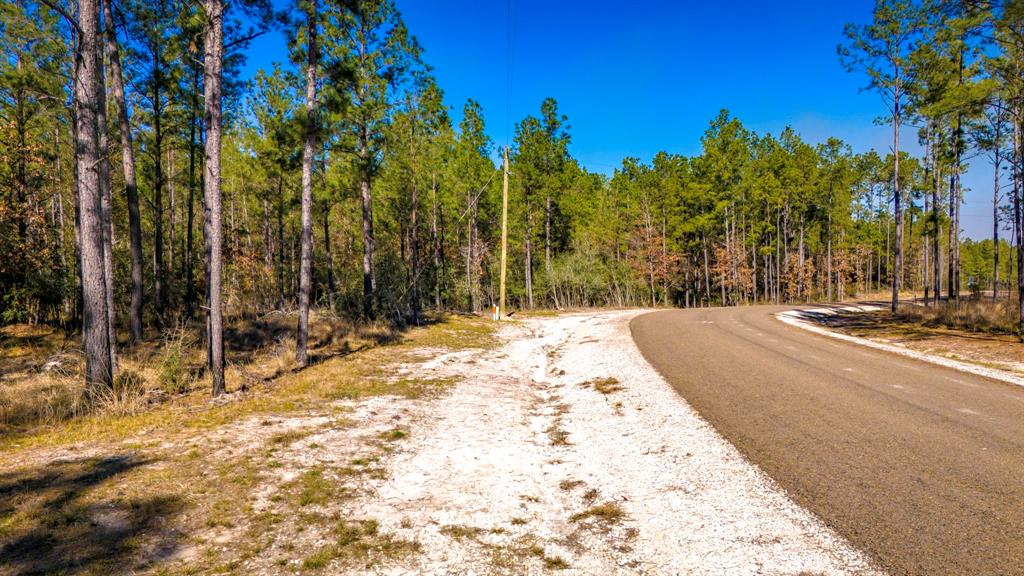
[630,306,1024,576]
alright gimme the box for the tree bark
[994,115,1002,301]
[296,0,316,367]
[203,0,225,395]
[359,132,375,318]
[185,64,200,319]
[276,174,285,308]
[431,174,442,310]
[524,203,534,308]
[409,181,420,324]
[74,0,113,387]
[95,7,116,369]
[104,0,143,342]
[151,35,166,326]
[891,92,902,313]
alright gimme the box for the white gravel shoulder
[778,305,1024,388]
[353,310,881,575]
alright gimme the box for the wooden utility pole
[499,146,509,319]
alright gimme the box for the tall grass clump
[901,299,1018,335]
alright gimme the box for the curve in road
[631,305,1024,576]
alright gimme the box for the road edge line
[776,307,1024,388]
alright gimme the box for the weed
[559,479,584,491]
[379,428,408,441]
[581,377,624,395]
[302,519,418,570]
[570,502,625,524]
[440,524,486,540]
[268,428,312,446]
[158,326,196,395]
[292,468,336,507]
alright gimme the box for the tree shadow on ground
[809,306,1015,344]
[0,455,183,576]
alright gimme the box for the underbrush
[0,311,399,436]
[900,299,1019,335]
[0,311,492,447]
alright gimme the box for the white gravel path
[354,310,882,575]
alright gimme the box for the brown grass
[580,377,624,395]
[902,300,1019,335]
[569,502,625,524]
[0,313,491,450]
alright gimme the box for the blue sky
[240,0,997,239]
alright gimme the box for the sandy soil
[336,310,880,575]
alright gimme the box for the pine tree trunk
[432,176,441,311]
[525,204,534,309]
[465,188,475,313]
[152,38,166,327]
[95,13,117,370]
[185,65,200,319]
[276,174,285,308]
[359,132,375,318]
[296,0,316,367]
[933,150,941,305]
[1015,112,1023,336]
[410,182,420,324]
[203,0,225,395]
[891,99,902,312]
[948,170,956,301]
[994,122,1002,301]
[103,0,142,343]
[74,0,113,387]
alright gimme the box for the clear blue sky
[240,0,997,240]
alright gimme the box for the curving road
[630,305,1024,576]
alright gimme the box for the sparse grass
[570,502,625,524]
[440,524,488,540]
[404,314,498,350]
[559,479,584,491]
[268,428,313,446]
[487,534,570,572]
[291,468,338,507]
[545,423,570,446]
[302,518,419,571]
[581,376,624,395]
[379,428,408,441]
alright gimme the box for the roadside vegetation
[820,298,1024,375]
[0,313,495,574]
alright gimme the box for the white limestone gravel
[349,310,882,575]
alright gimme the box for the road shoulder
[778,305,1024,388]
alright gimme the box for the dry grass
[580,377,624,395]
[0,312,492,449]
[569,502,625,524]
[902,300,1019,335]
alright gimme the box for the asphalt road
[630,305,1024,576]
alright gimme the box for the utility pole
[499,146,509,319]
